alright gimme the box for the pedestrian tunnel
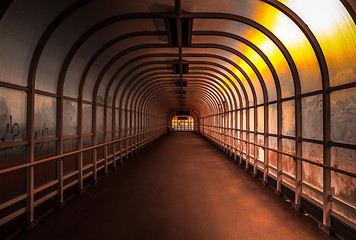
[0,0,355,239]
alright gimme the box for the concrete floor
[14,132,336,240]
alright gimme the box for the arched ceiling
[0,0,355,117]
[0,0,356,233]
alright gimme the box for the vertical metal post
[263,102,269,184]
[277,100,282,194]
[92,102,97,183]
[321,82,332,233]
[133,111,136,154]
[103,104,108,175]
[26,83,35,228]
[78,98,83,192]
[119,108,123,164]
[125,109,129,159]
[140,112,143,149]
[253,106,258,177]
[294,91,303,211]
[246,108,250,170]
[234,111,238,162]
[112,107,116,169]
[129,109,133,156]
[239,110,243,165]
[56,93,64,206]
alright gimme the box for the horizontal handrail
[200,127,356,178]
[0,130,165,214]
[0,127,166,175]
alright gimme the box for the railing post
[92,102,97,183]
[119,108,123,164]
[112,107,116,169]
[246,109,250,170]
[26,73,35,229]
[78,99,83,192]
[103,104,108,176]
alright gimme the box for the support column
[26,84,35,229]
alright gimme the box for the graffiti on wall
[0,98,25,158]
[34,122,50,153]
[1,115,20,143]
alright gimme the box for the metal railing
[0,127,167,226]
[199,125,356,229]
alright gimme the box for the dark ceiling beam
[121,64,236,110]
[109,58,239,112]
[126,74,222,110]
[190,44,267,103]
[78,32,167,99]
[132,77,226,113]
[340,0,356,24]
[141,84,220,117]
[142,85,219,113]
[99,44,256,109]
[87,43,258,110]
[131,73,229,114]
[193,31,281,99]
[175,0,184,106]
[147,87,219,115]
[128,66,237,113]
[105,55,243,111]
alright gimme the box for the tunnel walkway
[14,132,335,240]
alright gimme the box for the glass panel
[63,139,78,175]
[282,100,295,136]
[115,109,119,130]
[34,94,56,138]
[34,141,56,161]
[249,108,254,131]
[282,138,295,186]
[83,136,93,167]
[331,88,356,145]
[237,111,240,129]
[257,134,264,163]
[269,104,277,134]
[282,0,356,87]
[0,86,27,203]
[249,133,255,161]
[121,110,126,130]
[0,87,27,143]
[34,159,56,188]
[63,138,77,154]
[242,110,246,130]
[83,104,92,134]
[0,145,26,170]
[107,108,112,131]
[302,95,323,140]
[331,147,356,223]
[257,106,264,133]
[0,169,26,204]
[302,142,323,202]
[268,136,277,177]
[63,100,77,136]
[96,106,104,132]
[83,136,92,148]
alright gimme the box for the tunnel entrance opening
[172,116,194,131]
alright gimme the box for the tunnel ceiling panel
[183,47,265,105]
[0,0,71,87]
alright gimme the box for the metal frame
[0,0,355,237]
